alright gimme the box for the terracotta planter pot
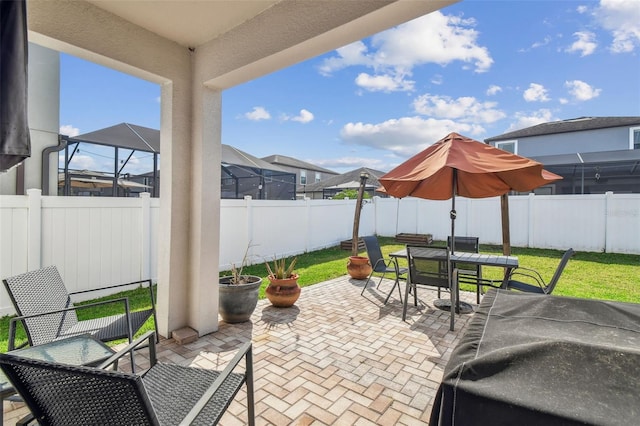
[266,274,301,307]
[347,256,372,280]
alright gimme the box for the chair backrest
[362,236,387,273]
[545,248,575,294]
[2,265,79,346]
[0,353,159,425]
[447,236,479,274]
[447,236,479,253]
[406,245,450,289]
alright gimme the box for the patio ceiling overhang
[24,0,459,338]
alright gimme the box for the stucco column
[157,78,192,338]
[187,86,221,336]
[156,72,221,338]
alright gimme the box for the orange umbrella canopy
[379,132,562,200]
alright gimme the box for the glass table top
[0,334,115,395]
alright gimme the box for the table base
[433,299,474,314]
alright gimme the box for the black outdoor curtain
[0,0,30,171]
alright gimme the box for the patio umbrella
[378,132,562,254]
[0,0,31,171]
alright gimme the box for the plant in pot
[347,170,373,279]
[219,246,262,323]
[265,256,301,307]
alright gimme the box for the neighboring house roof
[70,123,288,173]
[302,167,387,192]
[262,154,338,175]
[485,117,640,142]
[222,146,288,173]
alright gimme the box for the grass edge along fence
[1,237,638,352]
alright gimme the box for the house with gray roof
[485,117,640,194]
[301,167,388,200]
[261,154,339,194]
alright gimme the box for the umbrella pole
[449,169,457,330]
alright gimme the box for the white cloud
[412,94,506,124]
[340,116,485,157]
[566,31,597,56]
[310,157,387,171]
[595,0,640,53]
[60,124,80,137]
[245,107,271,121]
[559,98,569,104]
[506,109,556,132]
[565,80,602,101]
[431,74,444,85]
[355,72,415,93]
[319,11,493,92]
[577,5,589,14]
[523,83,551,102]
[290,109,314,123]
[486,85,502,96]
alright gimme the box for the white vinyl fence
[1,189,638,316]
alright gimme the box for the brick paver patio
[3,275,479,425]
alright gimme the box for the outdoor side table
[0,334,115,426]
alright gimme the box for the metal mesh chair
[360,236,407,302]
[506,248,575,294]
[0,332,255,426]
[2,265,158,352]
[403,245,453,322]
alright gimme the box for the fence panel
[1,192,639,316]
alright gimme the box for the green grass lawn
[2,237,638,352]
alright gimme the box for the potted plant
[265,256,301,307]
[347,170,372,279]
[219,246,262,323]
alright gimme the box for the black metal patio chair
[403,245,454,322]
[0,331,255,426]
[506,248,575,294]
[360,235,407,302]
[2,265,158,356]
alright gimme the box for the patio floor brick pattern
[3,276,478,425]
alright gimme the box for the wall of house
[511,127,632,157]
[0,44,60,196]
[1,190,638,315]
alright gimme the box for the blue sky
[59,0,640,175]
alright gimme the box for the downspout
[41,135,67,195]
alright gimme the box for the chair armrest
[179,341,253,425]
[97,330,157,371]
[508,267,545,285]
[8,298,132,350]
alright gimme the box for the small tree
[333,189,371,200]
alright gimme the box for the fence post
[26,188,42,271]
[244,196,254,258]
[528,193,535,248]
[140,192,151,279]
[304,196,311,252]
[605,191,613,253]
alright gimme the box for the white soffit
[86,0,281,48]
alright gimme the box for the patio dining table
[429,289,640,425]
[390,247,519,327]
